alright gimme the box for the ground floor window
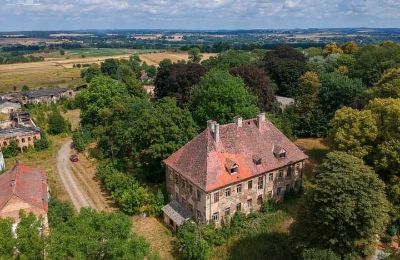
[212,212,219,221]
[225,207,230,216]
[236,203,241,212]
[257,195,263,205]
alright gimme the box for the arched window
[33,136,37,140]
[22,138,25,143]
[28,137,31,141]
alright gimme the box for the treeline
[0,51,43,64]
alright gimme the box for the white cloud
[0,0,399,30]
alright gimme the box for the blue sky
[0,0,400,31]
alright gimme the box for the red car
[70,154,79,162]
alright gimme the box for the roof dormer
[225,159,239,174]
[273,145,286,159]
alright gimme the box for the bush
[48,110,70,135]
[96,162,164,215]
[48,199,74,228]
[2,140,20,158]
[34,134,50,151]
[261,199,280,213]
[387,224,398,237]
[72,131,91,152]
[302,248,340,260]
[177,221,211,260]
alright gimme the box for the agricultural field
[0,50,216,92]
[65,48,157,58]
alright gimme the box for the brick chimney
[234,116,243,128]
[257,113,265,128]
[207,120,220,143]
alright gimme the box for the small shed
[162,200,192,231]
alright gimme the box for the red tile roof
[0,162,48,212]
[164,116,308,192]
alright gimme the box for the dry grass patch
[132,216,175,260]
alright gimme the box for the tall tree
[202,50,258,70]
[0,218,16,259]
[75,76,129,129]
[329,107,378,159]
[292,152,390,258]
[17,212,45,260]
[322,43,343,57]
[229,64,276,111]
[188,47,203,63]
[154,62,206,106]
[364,68,400,101]
[100,97,198,181]
[101,59,120,79]
[351,42,400,86]
[295,71,320,120]
[190,69,258,126]
[262,45,307,97]
[319,72,364,117]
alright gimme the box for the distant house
[275,96,294,111]
[20,88,74,105]
[0,162,48,224]
[162,113,308,229]
[0,100,21,114]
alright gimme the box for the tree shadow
[227,232,294,260]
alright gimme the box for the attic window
[252,155,262,165]
[225,159,239,174]
[273,145,287,159]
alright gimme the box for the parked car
[70,154,79,162]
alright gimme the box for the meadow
[0,50,215,92]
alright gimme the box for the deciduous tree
[230,64,276,111]
[262,45,307,97]
[329,107,378,159]
[190,69,258,126]
[154,62,206,106]
[292,152,390,258]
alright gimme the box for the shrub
[96,162,164,215]
[72,131,91,152]
[3,140,20,158]
[261,199,280,213]
[48,110,70,135]
[34,134,50,151]
[177,221,211,260]
[387,224,398,237]
[302,248,340,260]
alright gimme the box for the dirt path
[56,138,115,212]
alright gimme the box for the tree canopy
[262,45,307,97]
[47,208,150,260]
[99,97,198,181]
[154,62,206,106]
[190,69,258,126]
[351,42,400,86]
[229,64,276,112]
[292,151,390,258]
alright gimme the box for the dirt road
[56,139,114,212]
[56,139,94,211]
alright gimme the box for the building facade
[162,113,308,229]
[0,127,41,150]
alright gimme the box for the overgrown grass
[211,210,293,260]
